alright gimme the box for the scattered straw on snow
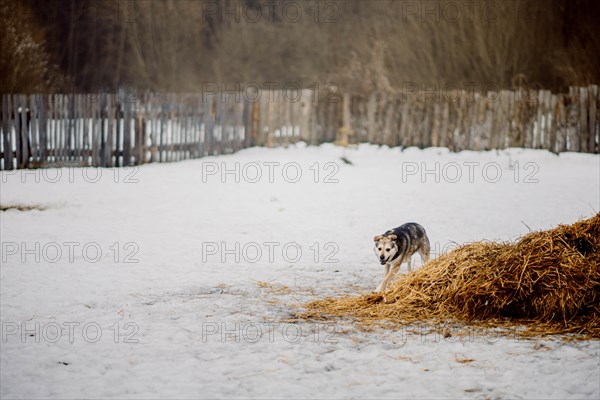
[300,214,600,338]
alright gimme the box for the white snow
[1,143,599,399]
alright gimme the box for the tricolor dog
[373,222,430,293]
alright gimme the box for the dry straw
[300,214,600,339]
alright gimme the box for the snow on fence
[1,85,598,170]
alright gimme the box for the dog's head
[373,234,398,265]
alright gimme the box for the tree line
[1,0,599,94]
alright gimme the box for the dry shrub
[301,214,600,338]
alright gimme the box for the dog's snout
[379,255,385,260]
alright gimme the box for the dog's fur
[373,222,430,293]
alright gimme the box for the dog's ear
[373,235,383,242]
[388,234,397,240]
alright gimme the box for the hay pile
[301,214,600,338]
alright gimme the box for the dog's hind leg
[406,256,412,272]
[419,238,431,264]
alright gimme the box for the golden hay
[300,214,600,338]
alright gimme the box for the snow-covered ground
[1,143,599,399]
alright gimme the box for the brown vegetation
[1,0,599,93]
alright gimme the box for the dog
[373,222,430,293]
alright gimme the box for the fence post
[39,94,48,165]
[205,94,215,155]
[547,93,558,153]
[28,94,37,166]
[579,87,589,152]
[589,85,598,153]
[555,94,567,153]
[255,94,265,146]
[122,94,131,165]
[11,95,21,167]
[1,95,13,170]
[242,98,251,148]
[366,93,376,143]
[135,97,144,165]
[566,86,580,152]
[105,94,114,167]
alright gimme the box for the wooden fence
[348,85,599,153]
[1,85,598,170]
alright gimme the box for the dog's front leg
[377,260,402,293]
[375,263,392,292]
